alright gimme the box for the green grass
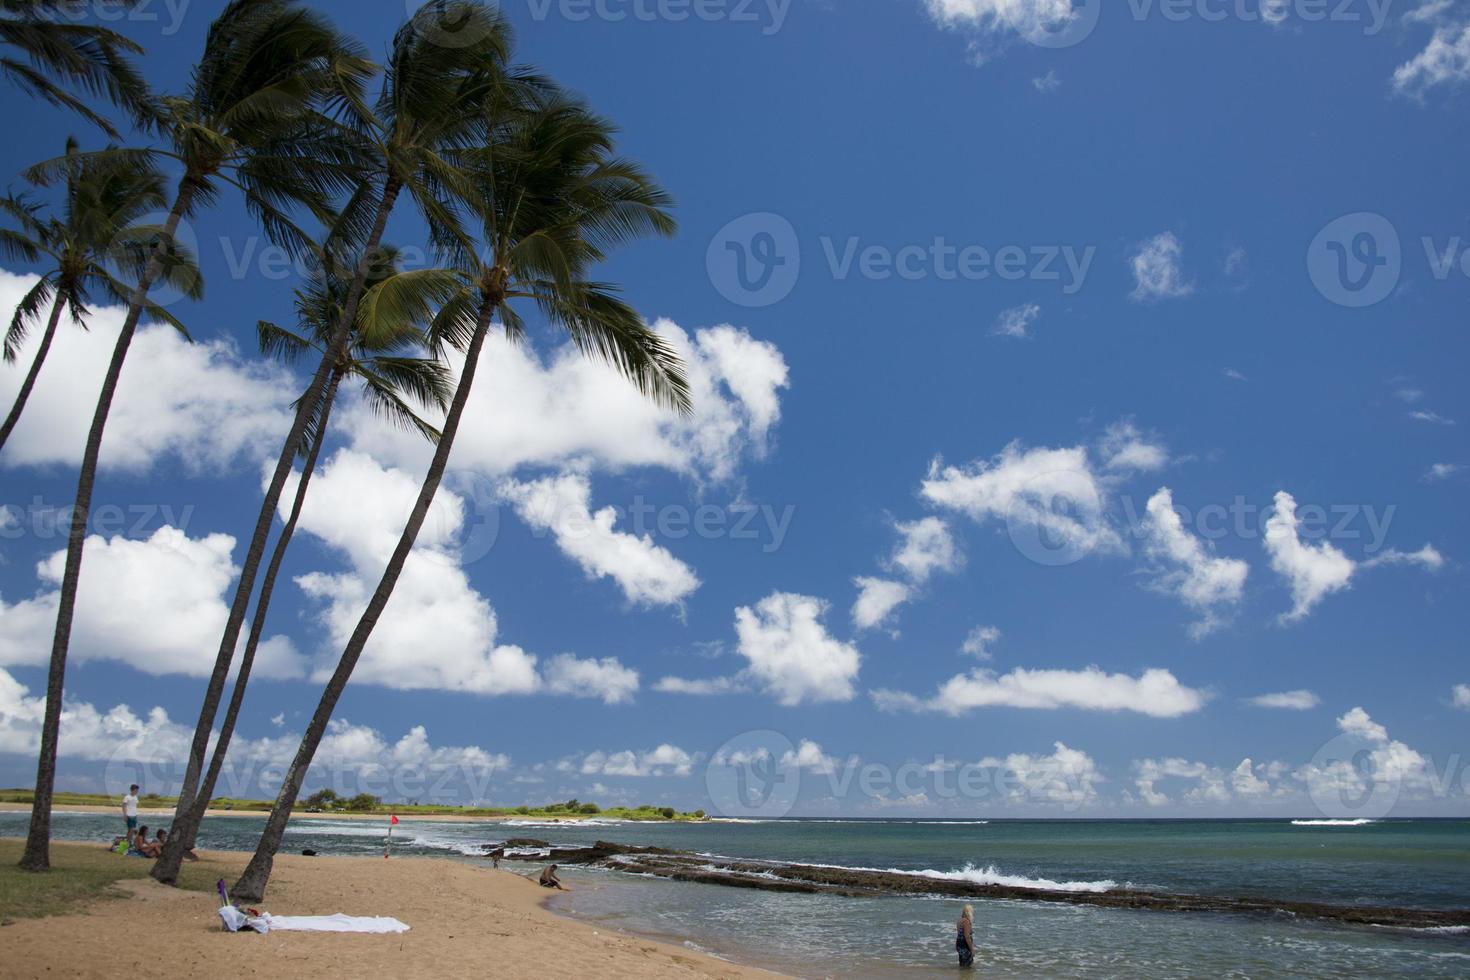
[0,839,218,925]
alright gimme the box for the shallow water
[8,813,1468,978]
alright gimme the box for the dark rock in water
[301,849,318,857]
[536,841,1470,933]
[501,837,549,848]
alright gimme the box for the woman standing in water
[955,904,976,968]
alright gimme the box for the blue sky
[0,0,1467,817]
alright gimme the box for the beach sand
[1,841,778,979]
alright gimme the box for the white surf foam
[1290,818,1379,827]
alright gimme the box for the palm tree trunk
[18,181,197,872]
[154,179,403,885]
[231,297,495,903]
[0,294,65,452]
[164,371,343,868]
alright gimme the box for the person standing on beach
[122,785,140,843]
[955,904,976,969]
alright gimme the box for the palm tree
[1,0,155,137]
[152,0,535,884]
[164,247,451,866]
[231,90,688,903]
[0,138,191,452]
[17,0,370,874]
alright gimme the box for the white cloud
[873,665,1207,718]
[1133,756,1278,807]
[1454,684,1470,710]
[1394,19,1470,97]
[1032,70,1061,93]
[270,713,285,727]
[961,625,1001,660]
[1128,232,1193,302]
[1263,491,1442,622]
[980,742,1101,806]
[1409,409,1456,425]
[1295,708,1430,800]
[921,442,1121,557]
[0,271,294,473]
[889,517,964,583]
[652,675,748,696]
[580,744,694,777]
[1424,463,1462,482]
[851,576,912,631]
[0,667,508,780]
[498,470,699,607]
[1099,421,1169,473]
[780,739,841,775]
[0,526,304,680]
[992,302,1041,338]
[1248,690,1320,710]
[288,451,635,703]
[1141,487,1249,637]
[1263,491,1356,621]
[734,592,862,706]
[1338,705,1388,743]
[925,0,1081,40]
[344,320,788,486]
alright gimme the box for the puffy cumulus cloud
[924,0,1083,57]
[0,270,293,473]
[1295,708,1431,802]
[921,443,1121,558]
[497,470,699,608]
[1337,705,1389,743]
[873,665,1207,718]
[579,744,694,777]
[889,517,964,584]
[0,526,304,679]
[734,592,862,706]
[1098,421,1169,473]
[851,576,912,632]
[1129,232,1193,302]
[665,593,863,705]
[780,739,843,775]
[961,625,1001,660]
[1133,756,1280,808]
[343,320,788,486]
[0,667,508,779]
[1140,487,1249,637]
[288,451,635,703]
[991,302,1041,338]
[1455,684,1470,710]
[979,742,1102,807]
[1425,462,1463,482]
[1247,690,1320,710]
[1264,491,1442,622]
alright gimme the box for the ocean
[8,812,1469,978]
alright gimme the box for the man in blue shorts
[122,784,139,843]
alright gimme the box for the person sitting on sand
[156,828,199,862]
[128,824,154,857]
[539,864,565,890]
[955,904,975,969]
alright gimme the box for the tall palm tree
[231,90,688,903]
[0,138,191,452]
[1,0,155,137]
[152,0,536,884]
[165,247,451,865]
[17,0,370,874]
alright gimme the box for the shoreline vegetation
[0,790,709,823]
[0,839,777,979]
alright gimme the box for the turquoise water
[8,812,1469,977]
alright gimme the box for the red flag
[390,814,399,825]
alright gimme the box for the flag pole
[385,813,397,859]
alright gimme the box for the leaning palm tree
[152,0,537,884]
[0,139,191,452]
[1,0,155,137]
[230,89,688,903]
[17,0,370,874]
[168,247,451,860]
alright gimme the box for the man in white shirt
[122,784,140,842]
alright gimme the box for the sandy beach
[0,840,777,979]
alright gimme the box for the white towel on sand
[219,907,410,934]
